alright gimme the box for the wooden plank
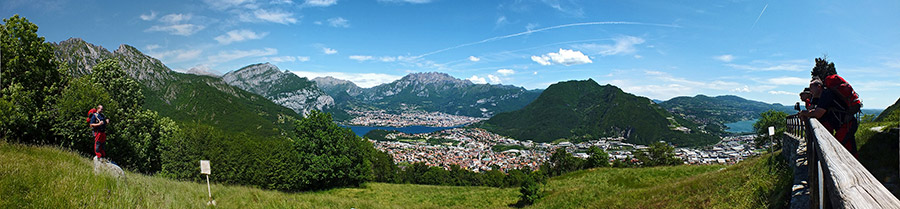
[809,119,900,209]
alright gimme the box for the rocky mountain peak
[223,63,334,116]
[399,72,472,85]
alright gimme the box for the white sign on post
[200,160,211,175]
[200,160,215,205]
[768,126,775,136]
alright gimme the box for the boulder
[93,156,126,180]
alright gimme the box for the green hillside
[478,79,719,146]
[142,72,298,136]
[876,97,900,122]
[659,95,794,134]
[53,38,300,136]
[0,141,790,208]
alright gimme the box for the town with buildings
[348,110,486,127]
[370,126,764,172]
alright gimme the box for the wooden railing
[785,114,900,208]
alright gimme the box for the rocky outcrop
[53,38,173,89]
[223,63,334,115]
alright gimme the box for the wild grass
[0,141,791,208]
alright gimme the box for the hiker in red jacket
[801,59,860,158]
[90,105,110,160]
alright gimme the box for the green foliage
[479,79,718,147]
[0,15,66,143]
[491,144,527,152]
[108,109,178,174]
[585,146,610,168]
[369,148,399,183]
[753,110,789,148]
[141,73,298,137]
[289,110,374,190]
[542,148,585,177]
[517,176,543,206]
[88,59,143,113]
[51,76,113,153]
[634,142,681,166]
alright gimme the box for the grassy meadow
[0,141,790,208]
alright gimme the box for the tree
[517,175,543,206]
[543,148,584,177]
[753,110,789,148]
[585,146,610,168]
[290,110,374,190]
[0,15,66,143]
[635,142,681,166]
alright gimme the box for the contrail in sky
[413,21,679,59]
[752,4,768,29]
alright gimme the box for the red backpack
[823,74,862,113]
[86,108,97,126]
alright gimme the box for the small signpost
[200,160,215,206]
[768,126,775,136]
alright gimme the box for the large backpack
[824,74,862,114]
[86,108,97,126]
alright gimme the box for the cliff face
[223,63,334,115]
[53,38,173,89]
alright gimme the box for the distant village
[371,125,763,173]
[348,110,486,127]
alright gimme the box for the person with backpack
[90,105,110,161]
[800,58,860,158]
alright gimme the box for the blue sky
[4,0,900,109]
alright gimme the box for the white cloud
[140,11,157,21]
[266,56,310,63]
[203,0,254,10]
[497,69,515,76]
[323,47,338,54]
[304,0,338,7]
[145,44,161,51]
[714,54,734,62]
[533,71,538,75]
[327,17,349,28]
[530,48,592,66]
[731,85,750,92]
[468,56,480,62]
[208,48,278,63]
[575,36,645,56]
[292,71,402,88]
[146,24,205,36]
[378,0,433,4]
[148,49,203,62]
[349,55,373,61]
[245,9,297,24]
[496,16,507,26]
[159,13,191,24]
[768,90,795,95]
[726,59,806,71]
[488,74,502,83]
[214,29,268,44]
[767,76,809,85]
[467,75,487,84]
[531,56,552,66]
[146,13,204,36]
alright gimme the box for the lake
[724,119,758,133]
[344,125,459,137]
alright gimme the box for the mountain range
[311,72,543,118]
[52,38,298,136]
[658,95,794,134]
[223,63,334,116]
[477,79,719,146]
